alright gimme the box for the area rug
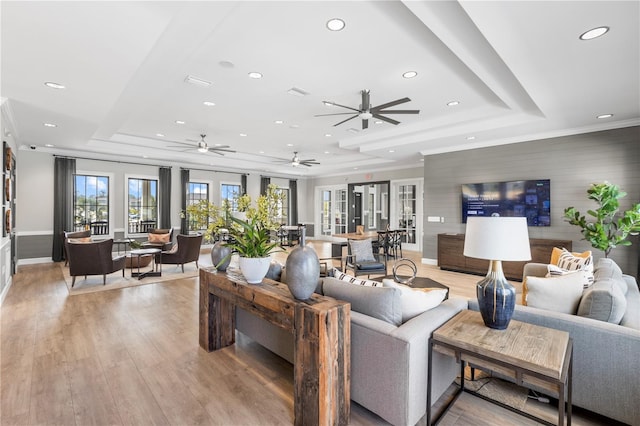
[455,369,529,411]
[62,252,214,295]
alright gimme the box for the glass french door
[316,186,347,237]
[391,179,422,252]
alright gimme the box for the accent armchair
[66,238,126,287]
[155,233,203,272]
[345,238,387,278]
[63,229,92,266]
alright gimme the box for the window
[128,177,158,234]
[187,182,209,231]
[74,174,110,235]
[221,183,241,211]
[275,187,289,225]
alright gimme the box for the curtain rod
[54,154,172,169]
[181,167,248,176]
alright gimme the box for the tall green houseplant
[564,182,640,257]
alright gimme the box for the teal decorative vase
[284,228,320,300]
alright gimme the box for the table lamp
[463,217,531,329]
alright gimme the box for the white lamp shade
[463,217,531,261]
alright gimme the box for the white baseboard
[18,257,53,266]
[421,258,438,266]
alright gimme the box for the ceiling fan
[315,89,419,129]
[168,134,235,155]
[274,152,319,167]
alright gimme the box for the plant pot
[239,256,271,284]
[210,241,232,271]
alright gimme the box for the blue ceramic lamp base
[476,260,516,330]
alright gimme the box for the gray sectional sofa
[468,257,639,425]
[236,276,468,426]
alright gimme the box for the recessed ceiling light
[389,150,395,153]
[287,87,309,97]
[597,113,614,119]
[353,167,358,170]
[466,136,476,140]
[239,133,247,137]
[175,120,185,125]
[203,101,216,106]
[579,26,609,40]
[324,133,332,137]
[447,101,460,106]
[402,71,417,79]
[45,144,54,147]
[289,124,299,129]
[326,18,345,31]
[324,151,330,154]
[374,120,383,125]
[142,155,148,159]
[274,120,284,124]
[323,101,334,107]
[156,133,165,137]
[248,72,263,79]
[286,143,294,147]
[219,60,235,68]
[214,143,222,147]
[43,122,57,128]
[44,81,65,89]
[184,75,212,87]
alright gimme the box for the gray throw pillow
[323,277,402,326]
[577,278,627,324]
[349,239,375,262]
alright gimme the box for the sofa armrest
[349,296,467,426]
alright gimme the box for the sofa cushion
[577,278,627,324]
[382,279,447,323]
[349,239,376,262]
[554,248,594,288]
[323,277,402,326]
[524,273,585,314]
[333,269,383,287]
[593,258,627,295]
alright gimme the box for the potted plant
[564,182,640,257]
[225,184,285,283]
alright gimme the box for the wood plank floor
[1,241,617,425]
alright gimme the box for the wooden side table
[199,269,351,426]
[427,310,572,426]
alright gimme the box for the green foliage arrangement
[564,182,640,257]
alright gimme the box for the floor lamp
[463,217,531,330]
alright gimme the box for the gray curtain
[241,174,247,195]
[260,176,270,195]
[180,169,190,235]
[159,167,172,229]
[52,157,76,261]
[289,179,298,225]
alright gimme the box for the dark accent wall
[423,126,640,277]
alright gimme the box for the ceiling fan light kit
[315,89,419,129]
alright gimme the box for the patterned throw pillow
[555,248,594,289]
[349,239,375,262]
[550,247,592,265]
[332,268,382,287]
[68,237,92,243]
[148,232,170,243]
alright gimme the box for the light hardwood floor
[1,241,617,425]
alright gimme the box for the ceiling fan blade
[362,119,369,130]
[334,114,358,127]
[372,113,400,125]
[314,112,358,117]
[207,150,225,156]
[371,97,411,111]
[375,109,420,114]
[300,163,313,167]
[361,90,370,110]
[322,101,361,112]
[300,159,318,163]
[208,147,236,153]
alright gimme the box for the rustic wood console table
[199,268,351,425]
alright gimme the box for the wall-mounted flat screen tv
[462,179,551,226]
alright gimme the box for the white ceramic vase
[239,256,271,284]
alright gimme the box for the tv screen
[462,179,551,226]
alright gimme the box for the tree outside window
[74,175,109,234]
[128,178,157,233]
[275,187,289,225]
[188,182,209,231]
[221,183,241,211]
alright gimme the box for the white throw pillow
[524,273,585,314]
[332,269,382,287]
[555,248,594,289]
[382,279,447,322]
